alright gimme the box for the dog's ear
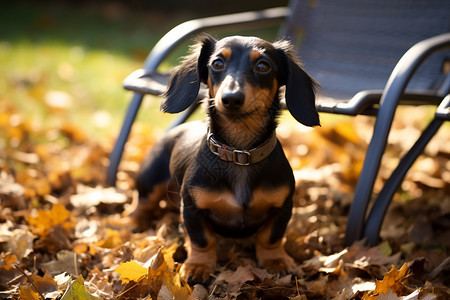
[161,34,216,113]
[274,40,320,127]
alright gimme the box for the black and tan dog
[136,34,320,284]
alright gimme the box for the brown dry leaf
[2,93,449,299]
[344,241,401,269]
[0,254,21,292]
[0,222,35,260]
[18,285,41,300]
[0,253,18,271]
[85,272,115,299]
[220,265,255,288]
[27,271,59,299]
[40,250,81,276]
[362,264,410,299]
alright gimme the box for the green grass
[0,2,195,138]
[0,2,289,139]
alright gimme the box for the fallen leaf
[40,250,80,276]
[27,271,59,299]
[226,265,255,287]
[94,228,123,249]
[60,275,102,300]
[70,185,127,208]
[363,264,410,299]
[115,260,147,284]
[26,204,75,237]
[19,285,41,300]
[0,222,35,260]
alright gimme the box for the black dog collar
[207,132,278,166]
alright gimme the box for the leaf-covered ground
[1,101,449,299]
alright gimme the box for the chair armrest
[316,90,444,116]
[436,94,450,120]
[316,90,382,116]
[142,7,289,72]
[123,69,168,95]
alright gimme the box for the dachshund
[135,34,320,284]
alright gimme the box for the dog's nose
[221,92,244,110]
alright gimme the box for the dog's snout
[221,92,245,110]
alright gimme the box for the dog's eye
[211,59,225,71]
[255,60,271,74]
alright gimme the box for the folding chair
[106,0,450,246]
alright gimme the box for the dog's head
[161,34,320,127]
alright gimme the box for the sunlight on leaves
[362,264,410,299]
[26,204,75,237]
[115,260,148,285]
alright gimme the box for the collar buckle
[232,149,251,166]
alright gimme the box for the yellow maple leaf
[363,263,409,299]
[26,204,75,237]
[164,271,192,299]
[116,246,191,298]
[94,228,123,249]
[161,243,178,270]
[115,260,148,284]
[156,244,192,299]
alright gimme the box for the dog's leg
[132,142,173,229]
[255,198,296,273]
[180,201,217,284]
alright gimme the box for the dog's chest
[186,142,292,227]
[191,181,290,227]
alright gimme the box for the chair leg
[344,33,450,246]
[107,93,144,187]
[344,93,401,246]
[363,118,443,245]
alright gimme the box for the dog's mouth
[218,107,260,121]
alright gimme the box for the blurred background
[0,0,289,140]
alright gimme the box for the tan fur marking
[181,226,217,283]
[221,47,232,60]
[251,186,290,210]
[191,188,241,218]
[255,219,296,273]
[214,78,279,148]
[253,184,295,273]
[250,50,262,61]
[254,188,287,249]
[207,77,215,97]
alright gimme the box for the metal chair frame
[106,1,450,246]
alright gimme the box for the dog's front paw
[180,261,215,284]
[256,244,296,274]
[180,245,217,285]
